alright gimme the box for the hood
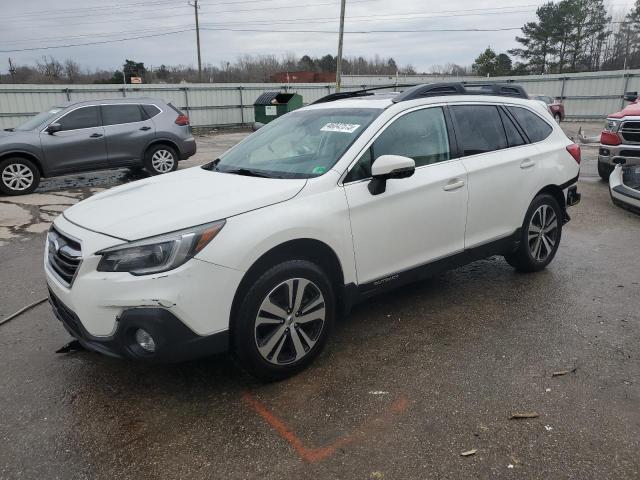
[0,129,38,142]
[609,100,640,119]
[63,167,307,240]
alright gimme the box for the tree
[509,2,559,74]
[495,54,513,75]
[36,56,63,81]
[63,59,81,83]
[472,47,498,76]
[123,59,146,83]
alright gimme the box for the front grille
[47,227,82,287]
[620,121,640,144]
[619,150,640,158]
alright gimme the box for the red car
[530,94,565,122]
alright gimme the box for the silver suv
[0,98,197,195]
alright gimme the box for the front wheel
[554,112,562,123]
[144,145,178,175]
[0,157,40,195]
[505,194,563,272]
[232,260,335,381]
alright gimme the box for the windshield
[210,107,381,178]
[14,107,63,131]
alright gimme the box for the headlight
[605,119,621,132]
[96,220,225,275]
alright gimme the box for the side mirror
[46,123,61,135]
[368,154,415,195]
[623,91,638,103]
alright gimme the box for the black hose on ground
[0,298,48,327]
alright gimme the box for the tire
[598,162,613,181]
[554,113,562,123]
[505,194,563,273]
[0,157,40,195]
[232,259,335,381]
[144,144,178,176]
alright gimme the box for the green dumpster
[253,91,303,126]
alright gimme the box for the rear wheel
[505,194,563,272]
[0,157,40,195]
[144,145,178,175]
[554,112,562,123]
[232,260,335,381]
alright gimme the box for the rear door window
[507,106,553,143]
[101,104,145,126]
[57,106,100,131]
[450,105,507,156]
[499,108,527,147]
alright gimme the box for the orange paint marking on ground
[242,391,409,463]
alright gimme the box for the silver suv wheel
[528,204,559,262]
[2,163,34,192]
[254,278,326,365]
[151,149,175,173]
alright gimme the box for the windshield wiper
[223,168,271,178]
[3,128,14,132]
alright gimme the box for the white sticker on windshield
[321,122,361,133]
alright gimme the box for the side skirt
[341,230,520,312]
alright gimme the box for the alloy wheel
[151,149,175,173]
[254,278,326,365]
[1,163,34,191]
[528,204,558,262]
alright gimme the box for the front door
[41,105,107,174]
[343,106,468,285]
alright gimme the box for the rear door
[101,104,156,165]
[40,105,107,173]
[450,103,542,248]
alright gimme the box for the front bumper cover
[49,288,229,362]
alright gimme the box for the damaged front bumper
[45,216,244,361]
[49,288,229,361]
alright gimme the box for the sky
[0,0,635,74]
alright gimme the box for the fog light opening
[135,328,156,352]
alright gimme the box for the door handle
[89,133,103,138]
[520,159,536,169]
[443,179,465,191]
[139,126,151,131]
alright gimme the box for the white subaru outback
[45,83,581,380]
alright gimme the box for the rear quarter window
[142,104,161,118]
[507,106,553,143]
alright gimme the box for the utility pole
[335,0,346,92]
[8,58,16,83]
[189,0,203,82]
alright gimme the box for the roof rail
[392,82,528,103]
[311,84,416,104]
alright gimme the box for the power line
[1,3,539,36]
[0,24,524,53]
[1,7,536,46]
[0,29,195,53]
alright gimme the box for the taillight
[600,131,621,146]
[566,143,581,164]
[175,114,190,126]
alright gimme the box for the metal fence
[1,69,639,129]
